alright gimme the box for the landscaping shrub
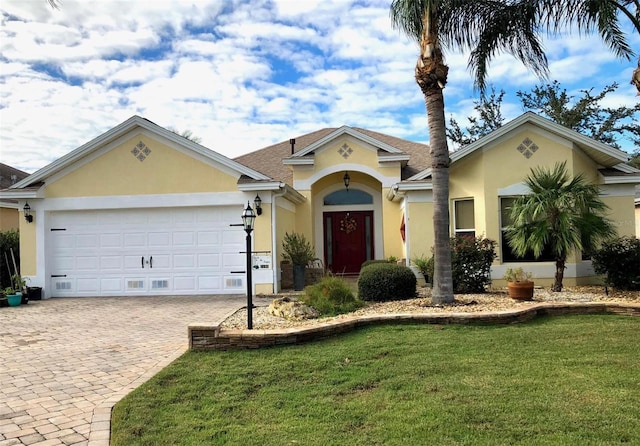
[358,263,416,302]
[423,235,497,293]
[302,275,364,316]
[592,236,640,290]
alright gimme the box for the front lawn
[111,315,639,445]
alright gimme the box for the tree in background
[506,162,616,292]
[448,81,640,152]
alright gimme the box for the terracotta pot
[507,281,534,301]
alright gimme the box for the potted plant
[503,267,534,300]
[412,254,432,284]
[282,232,316,291]
[4,285,22,307]
[12,274,28,305]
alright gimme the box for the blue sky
[1,0,638,174]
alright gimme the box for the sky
[1,0,639,174]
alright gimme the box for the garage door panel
[124,233,146,247]
[173,254,195,268]
[100,256,122,270]
[77,278,99,292]
[174,276,196,291]
[173,232,195,246]
[198,253,220,267]
[76,256,99,271]
[100,233,122,248]
[49,206,248,296]
[148,232,171,246]
[197,231,221,246]
[149,254,170,269]
[101,278,123,292]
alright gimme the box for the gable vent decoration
[338,143,353,159]
[516,137,539,159]
[131,141,152,162]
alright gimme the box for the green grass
[111,316,640,445]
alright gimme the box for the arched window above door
[323,189,373,205]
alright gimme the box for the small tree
[506,162,616,292]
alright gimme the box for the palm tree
[569,0,639,94]
[506,162,615,292]
[389,0,635,303]
[389,0,569,303]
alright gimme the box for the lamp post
[241,201,256,329]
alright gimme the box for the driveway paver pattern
[0,295,244,446]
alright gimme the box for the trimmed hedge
[592,236,640,291]
[358,263,416,302]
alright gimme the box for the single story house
[2,112,638,299]
[0,163,29,231]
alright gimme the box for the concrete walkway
[0,295,244,446]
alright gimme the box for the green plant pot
[293,265,306,291]
[7,293,22,307]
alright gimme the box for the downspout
[271,183,287,293]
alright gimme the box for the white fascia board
[282,158,314,166]
[237,181,283,191]
[40,191,249,211]
[12,116,270,189]
[394,181,433,191]
[378,154,410,163]
[602,174,640,185]
[407,168,432,181]
[0,188,43,199]
[293,126,406,158]
[0,200,19,209]
[612,163,640,174]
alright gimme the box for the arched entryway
[314,178,383,275]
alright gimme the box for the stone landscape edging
[189,301,640,350]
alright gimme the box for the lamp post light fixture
[23,202,33,223]
[241,201,256,329]
[343,171,350,191]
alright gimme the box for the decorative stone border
[189,302,640,351]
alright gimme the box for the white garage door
[48,207,246,297]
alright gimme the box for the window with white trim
[454,199,475,237]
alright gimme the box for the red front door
[323,211,374,274]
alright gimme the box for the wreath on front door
[340,213,357,234]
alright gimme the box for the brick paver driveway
[0,295,244,446]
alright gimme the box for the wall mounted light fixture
[254,194,263,216]
[343,171,350,191]
[23,202,33,223]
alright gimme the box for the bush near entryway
[302,275,364,316]
[423,235,497,294]
[592,236,640,291]
[358,263,416,301]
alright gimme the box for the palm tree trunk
[425,87,454,304]
[553,258,565,292]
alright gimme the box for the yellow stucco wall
[46,134,239,197]
[604,196,636,237]
[18,213,36,276]
[382,192,403,259]
[636,205,640,237]
[406,200,434,262]
[0,208,19,231]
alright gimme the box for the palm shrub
[506,162,615,291]
[358,263,416,302]
[302,276,364,316]
[592,236,640,291]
